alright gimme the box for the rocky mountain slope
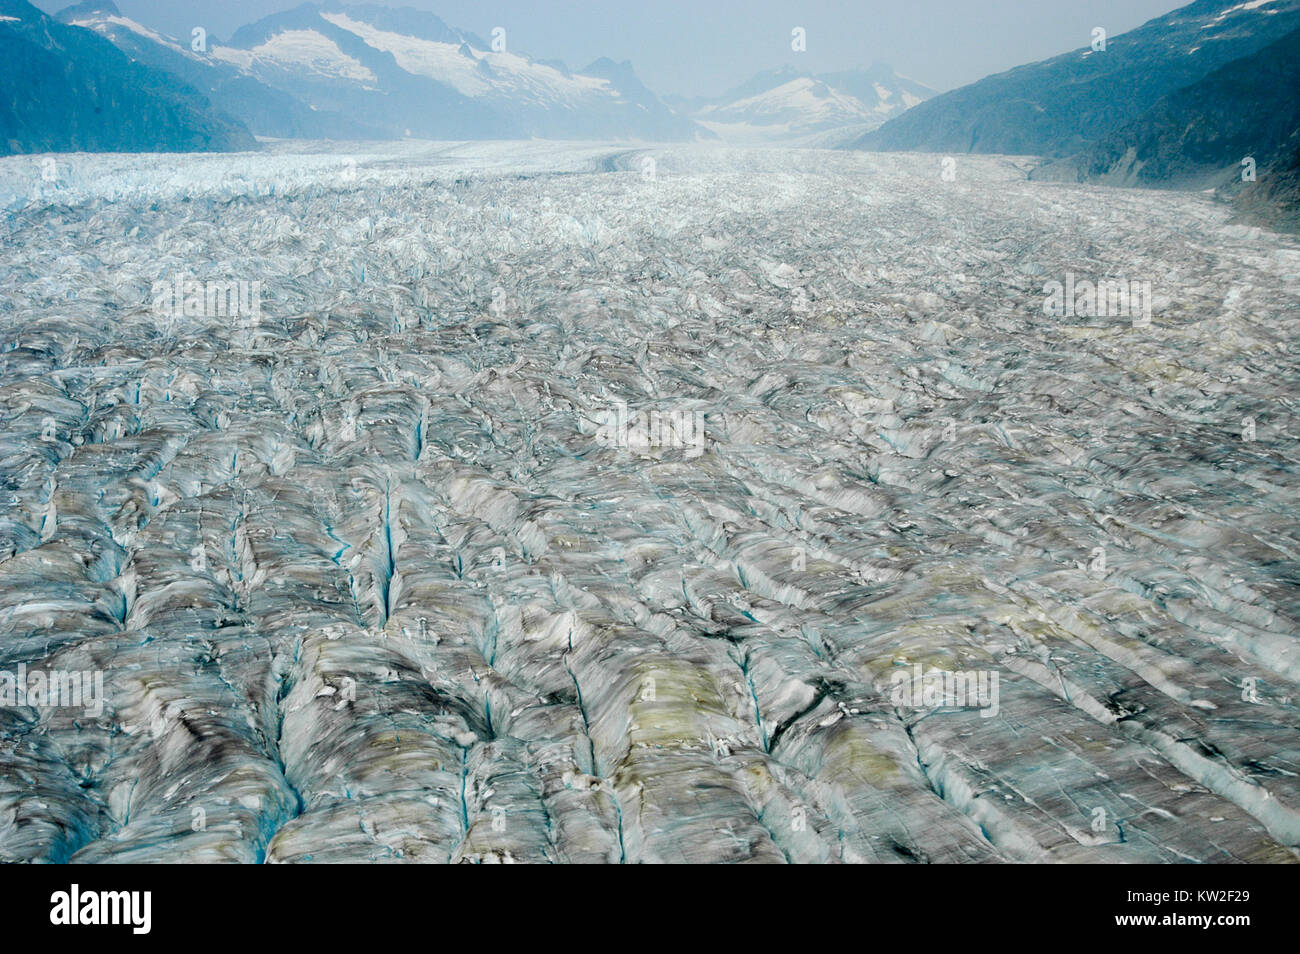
[1035,24,1300,187]
[852,0,1300,158]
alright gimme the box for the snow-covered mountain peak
[219,27,377,84]
[316,9,607,103]
[690,66,934,145]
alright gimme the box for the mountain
[56,1,379,140]
[851,0,1300,157]
[687,65,934,145]
[1034,24,1300,193]
[0,0,257,155]
[66,1,701,142]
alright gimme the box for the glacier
[0,141,1298,863]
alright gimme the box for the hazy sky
[35,0,1185,96]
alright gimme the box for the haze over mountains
[3,0,947,154]
[3,0,943,154]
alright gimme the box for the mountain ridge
[57,1,704,142]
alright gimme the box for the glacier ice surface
[1,142,1299,863]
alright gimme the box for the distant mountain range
[46,0,703,146]
[3,0,942,155]
[0,0,256,154]
[852,0,1300,228]
[676,64,934,145]
[6,0,1296,230]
